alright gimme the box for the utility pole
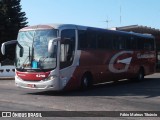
[104,16,111,28]
[120,5,122,26]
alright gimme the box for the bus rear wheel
[137,68,144,81]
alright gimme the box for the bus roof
[20,24,154,39]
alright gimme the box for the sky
[21,0,160,29]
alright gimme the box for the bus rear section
[64,28,156,89]
[72,50,156,86]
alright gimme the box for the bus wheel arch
[81,71,93,89]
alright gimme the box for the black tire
[137,68,144,81]
[81,74,92,90]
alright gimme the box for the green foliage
[0,0,28,63]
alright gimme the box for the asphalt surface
[0,73,160,120]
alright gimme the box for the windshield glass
[16,29,58,70]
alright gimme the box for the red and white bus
[1,24,156,90]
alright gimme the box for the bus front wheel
[81,73,92,90]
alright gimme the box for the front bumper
[15,75,61,90]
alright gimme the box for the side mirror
[1,43,5,55]
[48,38,60,56]
[1,40,17,55]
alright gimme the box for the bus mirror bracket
[1,40,17,55]
[18,43,24,57]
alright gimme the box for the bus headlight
[48,76,54,80]
[44,75,57,81]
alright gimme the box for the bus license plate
[27,84,35,88]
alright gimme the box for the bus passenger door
[59,29,78,90]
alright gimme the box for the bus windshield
[16,29,58,70]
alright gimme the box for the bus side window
[137,37,145,50]
[78,30,87,49]
[144,39,154,50]
[60,29,75,69]
[126,36,137,50]
[150,39,155,50]
[144,43,151,50]
[97,32,105,49]
[111,35,117,50]
[78,30,96,49]
[86,30,97,49]
[118,37,125,50]
[112,36,125,50]
[97,32,112,50]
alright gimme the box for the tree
[0,0,28,63]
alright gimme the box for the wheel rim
[83,77,88,87]
[139,74,142,80]
[138,70,144,80]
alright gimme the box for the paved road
[0,73,160,120]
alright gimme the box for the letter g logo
[109,51,134,73]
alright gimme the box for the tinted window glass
[137,37,145,50]
[112,35,125,50]
[86,30,97,49]
[126,36,137,50]
[78,30,97,49]
[78,29,155,51]
[97,32,112,49]
[78,30,87,49]
[144,38,155,50]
